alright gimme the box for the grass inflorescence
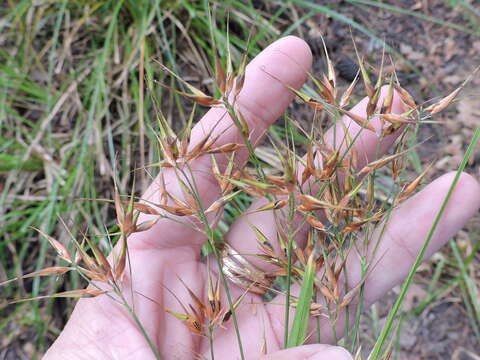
[1,2,479,359]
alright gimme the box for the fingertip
[261,344,353,360]
[448,171,480,192]
[307,346,353,360]
[327,84,406,166]
[437,171,480,215]
[274,35,314,69]
[249,35,313,87]
[235,36,313,132]
[190,36,313,157]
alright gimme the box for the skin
[44,36,480,360]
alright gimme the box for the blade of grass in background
[347,0,480,36]
[283,0,399,55]
[450,239,480,341]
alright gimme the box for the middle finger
[225,86,406,275]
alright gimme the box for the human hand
[44,36,480,360]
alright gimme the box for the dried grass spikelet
[151,107,243,171]
[0,266,74,287]
[155,61,222,108]
[339,70,360,108]
[221,242,274,295]
[156,31,253,109]
[424,87,461,114]
[393,84,417,111]
[358,151,408,175]
[395,163,433,205]
[340,109,376,132]
[3,225,110,303]
[424,65,479,115]
[205,190,242,214]
[34,227,72,263]
[7,289,106,305]
[166,269,249,336]
[298,194,357,213]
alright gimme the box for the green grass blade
[347,0,479,35]
[368,127,480,359]
[286,254,315,348]
[450,239,480,340]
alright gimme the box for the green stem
[179,166,246,360]
[369,127,480,359]
[208,325,215,360]
[115,284,162,360]
[283,192,296,346]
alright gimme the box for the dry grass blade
[342,219,370,233]
[72,236,97,272]
[190,96,223,107]
[155,60,217,101]
[115,235,127,281]
[249,223,275,252]
[207,271,221,319]
[165,309,204,335]
[156,203,196,217]
[264,67,328,107]
[85,239,112,278]
[237,110,250,138]
[310,73,335,104]
[222,289,250,324]
[132,202,161,215]
[366,87,381,118]
[320,35,336,89]
[215,55,226,94]
[233,30,253,98]
[164,281,205,336]
[339,280,366,309]
[114,188,125,226]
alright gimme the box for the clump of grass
[1,23,478,360]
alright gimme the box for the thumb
[262,344,353,360]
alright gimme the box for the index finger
[134,36,313,250]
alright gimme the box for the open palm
[44,37,480,360]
